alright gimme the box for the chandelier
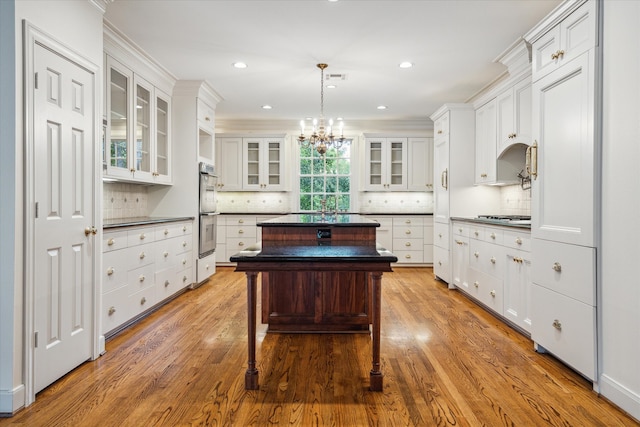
[298,63,346,156]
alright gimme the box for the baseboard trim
[0,384,25,416]
[600,374,640,422]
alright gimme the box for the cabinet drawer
[154,239,175,268]
[469,239,505,278]
[393,225,423,239]
[197,98,215,128]
[129,285,157,318]
[175,251,193,271]
[226,225,257,239]
[503,229,531,251]
[127,228,155,247]
[155,265,177,298]
[102,250,129,294]
[225,216,257,226]
[155,222,191,240]
[197,252,216,283]
[482,227,504,245]
[468,225,484,240]
[433,111,450,137]
[173,236,193,255]
[434,222,449,250]
[103,230,128,252]
[532,239,595,305]
[531,284,596,380]
[468,268,504,315]
[127,264,155,295]
[433,246,450,283]
[393,250,423,264]
[175,267,194,288]
[102,285,130,335]
[127,243,155,269]
[368,216,393,229]
[393,216,424,227]
[227,238,253,254]
[393,238,423,251]
[452,222,470,238]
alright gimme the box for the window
[299,142,352,212]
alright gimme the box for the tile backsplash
[500,184,531,215]
[358,192,433,214]
[216,192,293,213]
[103,183,149,220]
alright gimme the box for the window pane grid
[299,142,352,212]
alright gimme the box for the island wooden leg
[245,271,259,390]
[370,271,383,391]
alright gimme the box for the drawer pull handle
[455,240,463,246]
[165,280,170,287]
[490,233,496,239]
[474,252,479,258]
[515,237,522,245]
[108,306,116,315]
[108,238,115,246]
[164,229,169,235]
[490,257,496,264]
[182,259,187,265]
[140,233,145,240]
[405,254,411,259]
[490,290,496,297]
[183,275,188,283]
[474,231,479,237]
[183,241,187,247]
[183,226,187,232]
[405,220,411,224]
[474,281,479,288]
[140,297,146,305]
[238,219,244,224]
[239,229,244,234]
[107,267,114,276]
[139,252,145,259]
[552,262,562,272]
[405,242,412,247]
[239,242,245,247]
[552,319,562,330]
[513,257,523,263]
[139,275,145,282]
[164,251,169,258]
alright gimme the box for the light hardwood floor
[1,267,637,426]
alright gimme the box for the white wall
[600,0,640,421]
[0,0,104,414]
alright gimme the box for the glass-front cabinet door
[242,138,284,191]
[133,76,152,180]
[154,92,171,182]
[106,56,133,179]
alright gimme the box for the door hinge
[35,202,39,218]
[34,72,38,89]
[34,331,38,348]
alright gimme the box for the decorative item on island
[230,214,397,391]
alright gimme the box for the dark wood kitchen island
[230,213,397,391]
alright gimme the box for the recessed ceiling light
[262,105,272,110]
[399,61,413,69]
[328,0,339,2]
[377,105,387,110]
[233,62,247,69]
[326,84,337,89]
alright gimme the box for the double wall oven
[199,162,218,258]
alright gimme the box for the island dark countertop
[230,242,397,263]
[258,213,379,227]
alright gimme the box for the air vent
[325,73,347,81]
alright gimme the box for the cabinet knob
[437,130,443,134]
[108,306,116,316]
[182,275,188,283]
[474,251,479,258]
[515,237,522,245]
[182,259,187,265]
[139,275,145,282]
[239,229,244,234]
[405,254,411,259]
[552,262,562,272]
[164,229,169,235]
[139,233,145,240]
[438,233,442,238]
[165,280,170,287]
[107,267,114,276]
[205,264,210,270]
[490,257,496,264]
[490,290,496,297]
[474,281,479,288]
[108,238,115,246]
[183,226,187,232]
[140,297,147,305]
[164,251,169,258]
[405,242,412,247]
[474,231,479,237]
[405,230,411,235]
[489,233,496,239]
[552,319,562,330]
[182,241,187,247]
[405,220,411,224]
[139,251,145,259]
[239,242,244,247]
[458,228,462,232]
[438,261,442,266]
[238,219,244,224]
[480,173,488,178]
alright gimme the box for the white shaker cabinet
[524,0,599,382]
[215,137,243,191]
[407,137,434,191]
[474,99,497,185]
[364,137,407,191]
[496,77,532,155]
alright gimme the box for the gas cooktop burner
[477,215,531,221]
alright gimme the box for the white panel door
[531,52,595,247]
[33,44,95,392]
[433,136,449,223]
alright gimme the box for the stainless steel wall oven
[199,162,218,257]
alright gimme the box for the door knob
[84,226,97,236]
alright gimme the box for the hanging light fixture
[298,63,345,156]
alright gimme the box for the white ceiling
[104,0,562,132]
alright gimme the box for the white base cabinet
[101,220,193,337]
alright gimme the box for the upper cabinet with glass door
[105,55,172,185]
[242,137,285,191]
[363,137,408,191]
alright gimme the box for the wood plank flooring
[2,267,637,426]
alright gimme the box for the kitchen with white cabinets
[3,0,640,422]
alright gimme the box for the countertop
[217,212,433,216]
[450,216,531,229]
[258,213,379,227]
[230,242,397,263]
[103,216,195,229]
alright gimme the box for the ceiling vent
[325,73,347,81]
